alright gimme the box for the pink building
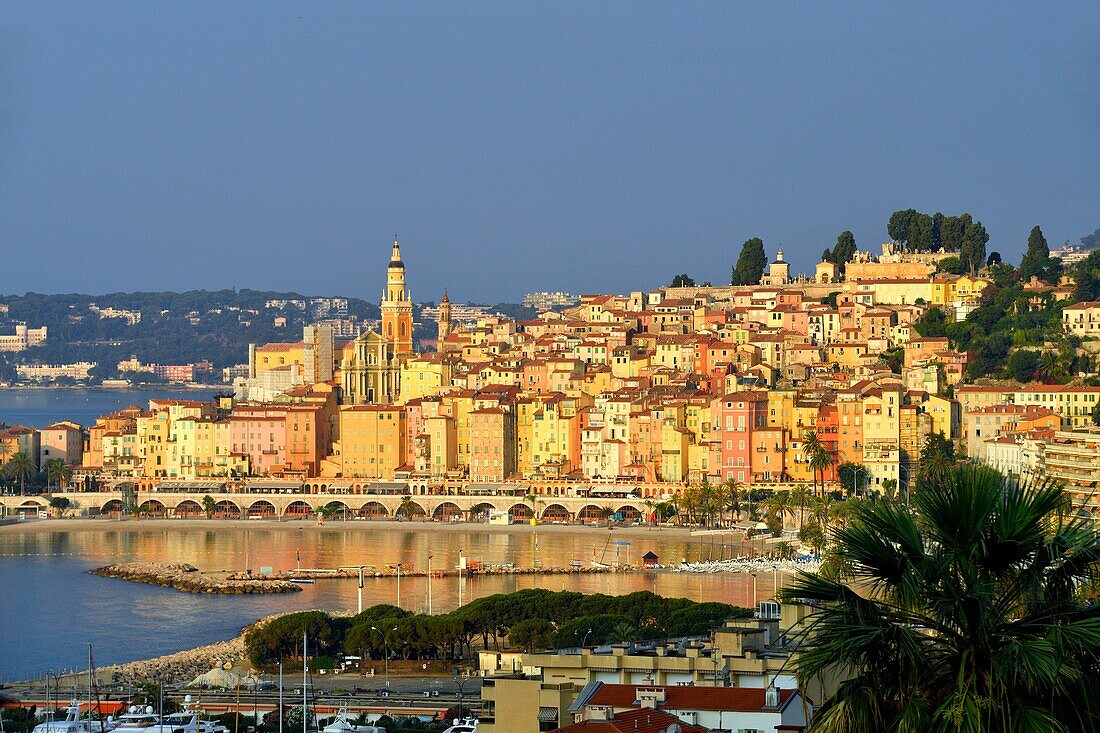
[711,391,768,483]
[229,406,287,475]
[40,420,84,467]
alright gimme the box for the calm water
[0,523,777,682]
[0,388,220,428]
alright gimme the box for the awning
[366,481,409,494]
[246,480,305,490]
[154,480,227,492]
[463,483,527,495]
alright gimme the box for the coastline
[0,516,713,543]
[0,383,228,391]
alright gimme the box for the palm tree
[801,430,833,496]
[722,477,744,526]
[45,458,72,491]
[643,498,655,526]
[760,491,794,532]
[4,452,36,496]
[791,484,812,527]
[608,621,637,644]
[783,465,1100,732]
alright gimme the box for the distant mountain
[0,289,382,380]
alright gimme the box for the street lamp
[453,673,471,716]
[370,626,397,688]
[339,565,369,614]
[581,628,593,648]
[750,572,758,608]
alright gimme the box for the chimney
[765,682,779,708]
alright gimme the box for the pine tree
[731,238,767,286]
[959,217,989,275]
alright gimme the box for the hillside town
[3,230,1100,520]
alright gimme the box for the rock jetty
[90,562,302,594]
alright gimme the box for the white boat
[32,700,108,733]
[441,718,478,733]
[145,698,222,733]
[319,709,383,733]
[110,708,160,732]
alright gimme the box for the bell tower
[437,290,452,345]
[380,236,414,354]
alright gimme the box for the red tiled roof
[552,709,706,733]
[585,683,797,713]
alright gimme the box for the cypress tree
[731,238,767,286]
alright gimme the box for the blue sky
[0,2,1097,302]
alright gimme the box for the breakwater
[90,562,302,594]
[228,563,642,582]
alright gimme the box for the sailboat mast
[302,633,307,733]
[89,644,106,733]
[278,661,283,733]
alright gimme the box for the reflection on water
[0,523,784,682]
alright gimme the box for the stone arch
[101,499,126,515]
[615,505,642,523]
[175,499,203,517]
[15,499,44,516]
[578,504,604,522]
[468,501,496,521]
[138,499,166,516]
[541,503,570,522]
[322,500,351,519]
[248,500,277,518]
[395,500,426,519]
[215,500,241,518]
[508,503,533,522]
[358,501,388,519]
[432,501,462,520]
[284,500,313,518]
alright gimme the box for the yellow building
[399,354,455,401]
[336,406,407,478]
[1013,385,1100,430]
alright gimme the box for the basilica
[340,237,416,404]
[240,237,450,406]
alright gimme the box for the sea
[0,390,772,682]
[0,387,220,428]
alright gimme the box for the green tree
[986,250,1002,266]
[1004,349,1040,382]
[1020,225,1061,282]
[836,462,863,496]
[888,209,919,245]
[48,495,71,517]
[939,213,968,252]
[919,432,955,479]
[937,256,965,275]
[201,494,216,519]
[3,452,36,496]
[828,231,858,277]
[45,458,71,491]
[960,217,989,274]
[1075,249,1100,301]
[508,618,555,651]
[731,237,767,286]
[801,430,833,496]
[783,465,1100,732]
[669,274,695,288]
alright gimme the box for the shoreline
[0,383,228,391]
[0,516,719,543]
